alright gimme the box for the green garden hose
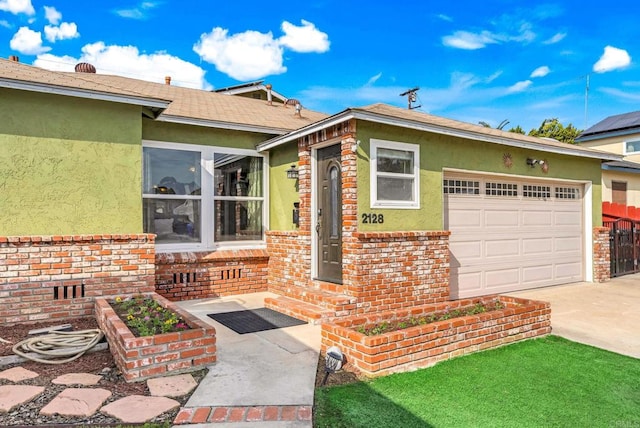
[12,329,104,364]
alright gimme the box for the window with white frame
[370,139,420,208]
[625,140,640,154]
[142,142,265,249]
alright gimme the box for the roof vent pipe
[265,83,272,105]
[165,76,171,85]
[9,55,19,62]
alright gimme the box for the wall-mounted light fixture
[286,164,299,180]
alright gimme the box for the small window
[523,184,551,199]
[612,181,627,205]
[371,139,420,208]
[443,179,480,195]
[555,187,580,200]
[486,182,518,197]
[625,141,640,154]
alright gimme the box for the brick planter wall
[593,227,610,282]
[321,295,551,377]
[0,234,155,326]
[155,249,269,301]
[95,292,216,382]
[344,231,451,314]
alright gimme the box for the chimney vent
[74,62,96,73]
[265,83,273,105]
[165,76,171,85]
[9,55,19,62]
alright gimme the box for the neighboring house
[0,57,620,326]
[576,111,640,206]
[214,80,288,104]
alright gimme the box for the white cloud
[437,14,453,22]
[44,22,79,42]
[279,20,329,53]
[530,66,550,78]
[34,42,211,90]
[366,72,382,86]
[593,46,631,73]
[10,26,49,54]
[507,80,532,93]
[114,1,160,20]
[43,5,61,24]
[0,0,34,15]
[0,19,11,28]
[599,87,640,101]
[442,30,497,50]
[194,27,285,81]
[543,32,566,44]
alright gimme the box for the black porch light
[286,164,299,180]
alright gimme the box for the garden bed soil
[0,317,205,426]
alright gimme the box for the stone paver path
[147,374,197,398]
[41,387,112,417]
[0,385,45,412]
[52,373,102,386]
[101,395,180,423]
[0,366,39,382]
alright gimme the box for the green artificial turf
[314,336,640,428]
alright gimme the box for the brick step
[276,283,355,310]
[265,296,334,324]
[313,280,346,294]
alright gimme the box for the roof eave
[576,127,640,143]
[258,108,623,161]
[156,114,290,135]
[0,78,170,109]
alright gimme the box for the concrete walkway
[509,274,640,359]
[174,292,321,427]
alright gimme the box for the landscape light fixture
[286,164,299,180]
[322,346,344,385]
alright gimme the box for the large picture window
[370,139,420,208]
[143,141,266,250]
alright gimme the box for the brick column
[593,227,610,282]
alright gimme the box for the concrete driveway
[509,274,640,359]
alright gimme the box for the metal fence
[603,218,640,277]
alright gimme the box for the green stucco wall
[0,89,142,235]
[355,121,603,231]
[268,143,299,231]
[142,119,268,149]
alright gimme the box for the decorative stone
[100,395,180,423]
[0,367,39,382]
[40,388,111,417]
[0,385,45,412]
[52,373,102,386]
[147,373,197,397]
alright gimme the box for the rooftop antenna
[584,74,590,129]
[400,87,421,110]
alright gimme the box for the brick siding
[0,234,155,326]
[593,227,610,282]
[154,249,269,301]
[95,292,216,382]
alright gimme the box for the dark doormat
[207,307,307,334]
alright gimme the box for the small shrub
[357,300,505,336]
[112,295,191,337]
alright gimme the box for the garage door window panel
[485,182,518,197]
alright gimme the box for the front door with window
[316,145,342,283]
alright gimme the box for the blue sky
[1,0,637,132]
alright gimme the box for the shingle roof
[258,103,622,161]
[0,59,327,134]
[578,110,640,139]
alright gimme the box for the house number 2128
[361,213,384,224]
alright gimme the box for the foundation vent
[220,268,242,280]
[53,284,85,300]
[173,272,197,284]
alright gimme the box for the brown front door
[316,145,342,283]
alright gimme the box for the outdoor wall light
[286,164,299,180]
[322,346,344,385]
[526,158,545,168]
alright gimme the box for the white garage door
[444,174,584,299]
